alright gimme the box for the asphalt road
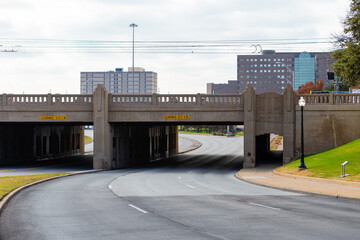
[1,135,360,240]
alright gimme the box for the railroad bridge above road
[1,84,360,169]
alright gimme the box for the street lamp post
[298,96,307,170]
[276,62,294,89]
[129,23,138,94]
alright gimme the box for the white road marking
[186,184,195,189]
[108,185,112,189]
[128,204,148,214]
[178,176,181,180]
[248,202,281,211]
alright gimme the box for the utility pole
[129,23,138,94]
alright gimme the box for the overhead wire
[0,37,332,54]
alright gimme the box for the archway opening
[255,133,283,165]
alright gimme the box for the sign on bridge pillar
[93,84,112,169]
[243,85,256,168]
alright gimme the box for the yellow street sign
[163,115,189,119]
[40,116,67,120]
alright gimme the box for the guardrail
[0,94,92,106]
[109,94,242,105]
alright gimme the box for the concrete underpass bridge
[1,84,360,169]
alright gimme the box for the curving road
[1,135,360,240]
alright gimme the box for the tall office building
[80,67,157,94]
[207,50,332,94]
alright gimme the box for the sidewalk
[236,164,360,200]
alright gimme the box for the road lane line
[128,204,148,214]
[186,184,195,189]
[178,176,181,180]
[248,202,281,211]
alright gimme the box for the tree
[297,81,324,94]
[331,0,360,87]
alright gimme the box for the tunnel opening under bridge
[0,123,88,166]
[255,133,283,166]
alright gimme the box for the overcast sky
[0,0,349,94]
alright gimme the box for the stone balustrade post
[47,93,52,106]
[152,93,157,105]
[196,93,201,105]
[329,93,334,105]
[2,94,6,106]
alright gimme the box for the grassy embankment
[0,173,69,201]
[84,136,93,144]
[276,138,360,182]
[179,130,244,136]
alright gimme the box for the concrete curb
[178,136,202,154]
[234,172,360,202]
[0,169,105,214]
[273,169,360,187]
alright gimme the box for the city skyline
[0,0,348,94]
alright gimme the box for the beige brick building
[80,67,157,94]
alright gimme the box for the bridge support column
[282,85,296,164]
[93,85,112,169]
[243,85,256,168]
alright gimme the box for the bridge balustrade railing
[300,93,360,105]
[51,95,92,105]
[1,94,92,106]
[109,94,242,106]
[301,94,330,104]
[333,94,360,104]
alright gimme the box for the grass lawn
[179,130,244,136]
[0,173,69,201]
[84,135,93,144]
[276,138,360,182]
[178,131,214,136]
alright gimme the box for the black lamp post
[298,96,307,170]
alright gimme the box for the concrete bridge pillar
[243,85,256,168]
[93,85,112,169]
[282,85,296,164]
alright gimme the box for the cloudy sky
[0,0,348,94]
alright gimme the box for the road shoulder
[236,164,360,201]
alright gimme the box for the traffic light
[327,72,335,80]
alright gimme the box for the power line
[0,37,332,54]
